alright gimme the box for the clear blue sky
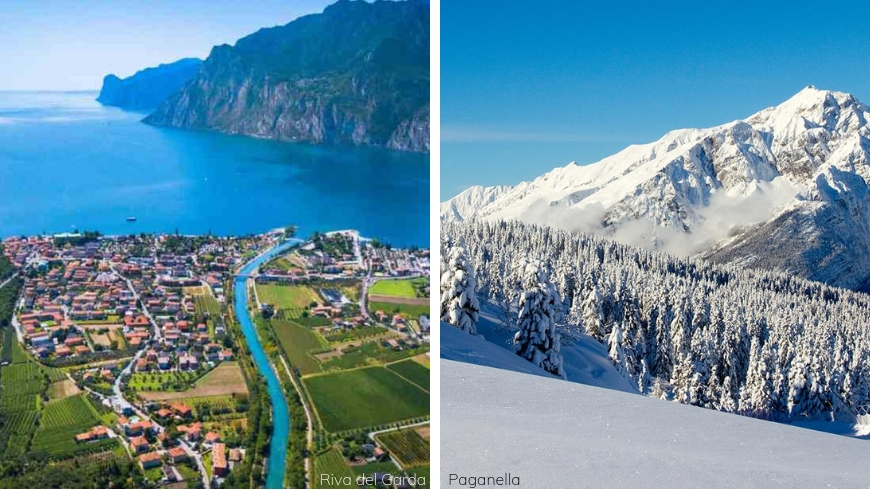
[0,0,333,91]
[441,0,870,200]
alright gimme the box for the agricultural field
[129,369,207,392]
[293,315,332,327]
[257,284,320,310]
[48,378,81,401]
[31,393,116,460]
[369,278,428,299]
[376,427,430,469]
[303,367,429,432]
[137,361,248,401]
[368,301,430,319]
[271,319,327,375]
[319,342,425,371]
[312,449,356,489]
[386,359,430,392]
[323,325,389,344]
[167,394,247,421]
[0,336,50,459]
[194,291,222,317]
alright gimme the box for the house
[55,345,71,357]
[204,431,221,445]
[170,403,192,418]
[157,356,170,370]
[155,408,172,419]
[168,446,188,463]
[229,448,242,463]
[212,443,228,477]
[139,451,162,469]
[177,422,202,442]
[130,436,150,454]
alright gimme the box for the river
[233,240,298,488]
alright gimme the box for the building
[130,436,150,454]
[139,451,162,469]
[212,443,228,477]
[168,446,188,463]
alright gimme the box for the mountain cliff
[144,0,429,152]
[443,87,870,290]
[97,58,203,111]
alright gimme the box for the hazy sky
[0,0,333,91]
[441,0,870,200]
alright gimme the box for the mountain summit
[144,0,429,152]
[442,87,870,290]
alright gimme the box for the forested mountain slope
[442,219,870,422]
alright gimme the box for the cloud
[506,176,801,258]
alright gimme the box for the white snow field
[441,321,870,488]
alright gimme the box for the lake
[0,91,429,247]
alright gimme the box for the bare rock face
[145,0,429,153]
[97,58,203,111]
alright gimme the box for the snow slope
[441,358,870,488]
[441,87,870,289]
[460,308,637,393]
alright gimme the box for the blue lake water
[0,91,429,247]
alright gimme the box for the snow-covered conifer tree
[512,259,565,379]
[440,244,480,334]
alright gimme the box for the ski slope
[441,320,870,487]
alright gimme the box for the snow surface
[441,357,870,488]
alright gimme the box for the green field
[369,301,431,319]
[171,394,245,421]
[304,367,429,433]
[129,369,206,391]
[31,393,116,460]
[323,325,388,343]
[319,342,426,371]
[195,292,222,316]
[257,284,320,310]
[312,449,356,489]
[369,278,428,298]
[271,319,327,375]
[294,315,332,327]
[376,428,430,468]
[386,359,430,392]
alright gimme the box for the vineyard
[0,334,47,459]
[376,427,430,469]
[194,291,222,317]
[312,449,355,489]
[31,393,113,460]
[386,359,430,392]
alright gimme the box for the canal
[233,240,298,488]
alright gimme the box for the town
[0,228,430,488]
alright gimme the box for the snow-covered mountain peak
[442,88,870,289]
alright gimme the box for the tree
[439,244,480,334]
[582,282,605,340]
[512,259,565,379]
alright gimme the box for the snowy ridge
[442,87,870,289]
[439,184,512,222]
